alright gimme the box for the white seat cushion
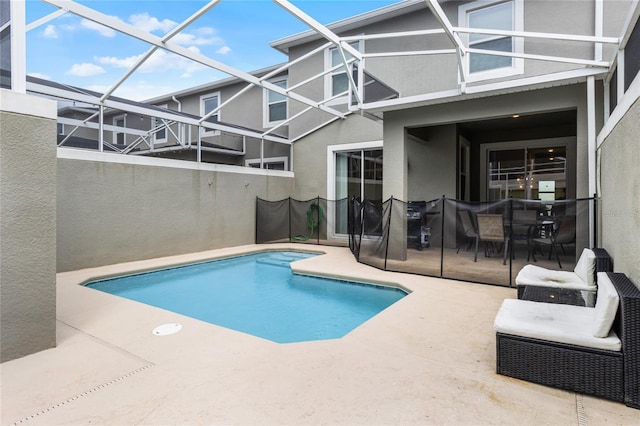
[515,264,595,291]
[592,272,620,338]
[494,299,621,351]
[573,248,596,287]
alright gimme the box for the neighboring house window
[153,104,168,144]
[264,77,288,127]
[245,157,288,171]
[57,123,64,135]
[325,41,362,100]
[624,18,640,92]
[113,114,126,145]
[200,92,220,135]
[459,0,523,81]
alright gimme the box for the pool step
[257,253,310,268]
[256,258,293,268]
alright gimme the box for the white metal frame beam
[199,41,333,124]
[27,80,289,144]
[25,8,67,32]
[42,0,346,120]
[424,0,466,55]
[14,0,635,157]
[9,0,26,93]
[99,0,223,102]
[272,0,363,104]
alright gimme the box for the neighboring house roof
[269,0,429,53]
[57,135,119,151]
[27,75,287,141]
[143,62,288,105]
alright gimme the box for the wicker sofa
[495,272,639,409]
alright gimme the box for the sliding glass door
[335,148,383,233]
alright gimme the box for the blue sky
[25,0,400,100]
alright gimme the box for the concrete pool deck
[1,244,638,425]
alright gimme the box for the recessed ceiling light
[512,114,520,118]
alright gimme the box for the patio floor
[1,244,637,425]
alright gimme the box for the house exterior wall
[276,0,629,154]
[599,98,640,284]
[0,91,57,362]
[406,125,457,202]
[56,151,294,272]
[292,114,383,200]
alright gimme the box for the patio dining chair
[511,209,538,260]
[475,213,510,265]
[456,210,478,254]
[530,215,576,268]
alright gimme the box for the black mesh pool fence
[256,196,596,287]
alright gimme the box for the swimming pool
[86,251,407,343]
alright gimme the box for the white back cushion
[592,272,620,338]
[574,248,596,287]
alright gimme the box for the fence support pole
[440,195,445,278]
[288,197,292,242]
[317,196,321,245]
[383,197,393,271]
[508,197,513,287]
[593,194,598,248]
[255,197,258,244]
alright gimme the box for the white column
[587,76,596,247]
[9,0,26,93]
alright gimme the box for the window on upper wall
[113,114,126,145]
[325,41,362,101]
[200,92,220,135]
[264,77,287,127]
[624,17,640,92]
[459,0,523,82]
[153,104,168,144]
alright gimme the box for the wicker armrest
[607,272,640,409]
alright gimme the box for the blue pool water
[86,251,406,343]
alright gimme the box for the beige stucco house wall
[0,90,57,362]
[599,99,640,284]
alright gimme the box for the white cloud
[216,46,231,55]
[95,54,140,69]
[80,18,117,38]
[129,13,177,33]
[172,27,222,46]
[43,25,58,39]
[66,63,106,77]
[28,72,51,80]
[95,47,206,78]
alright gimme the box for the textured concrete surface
[0,91,57,362]
[1,245,637,425]
[600,98,640,285]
